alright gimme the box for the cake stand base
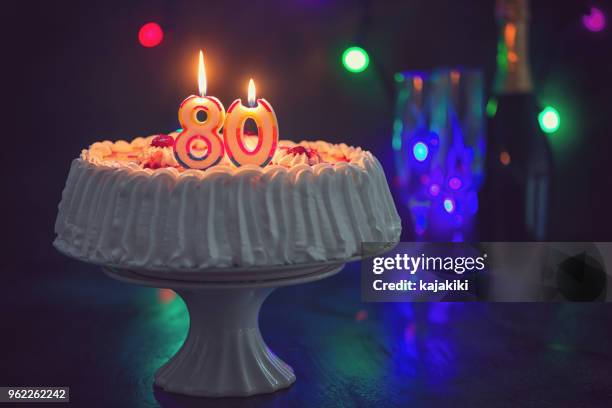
[103,262,345,397]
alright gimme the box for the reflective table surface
[2,258,612,407]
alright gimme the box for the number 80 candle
[223,79,279,167]
[174,51,226,170]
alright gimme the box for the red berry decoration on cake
[141,134,180,169]
[287,145,322,159]
[273,145,322,167]
[151,134,175,148]
[286,146,308,156]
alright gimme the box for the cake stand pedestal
[103,261,345,397]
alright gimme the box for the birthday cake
[54,133,401,269]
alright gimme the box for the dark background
[2,1,612,406]
[3,0,612,274]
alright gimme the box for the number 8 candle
[223,79,279,167]
[174,51,226,170]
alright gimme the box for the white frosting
[54,139,401,269]
[142,146,180,168]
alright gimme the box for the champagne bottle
[479,0,553,241]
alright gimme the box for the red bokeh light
[157,288,176,303]
[354,310,368,322]
[138,22,164,48]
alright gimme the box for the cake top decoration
[81,136,369,174]
[79,51,369,173]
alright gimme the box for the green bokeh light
[486,98,498,118]
[342,46,369,73]
[392,119,403,151]
[538,106,561,133]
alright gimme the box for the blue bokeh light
[443,198,455,213]
[413,142,429,162]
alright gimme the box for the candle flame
[198,50,206,97]
[248,78,256,107]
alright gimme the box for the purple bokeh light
[448,177,462,190]
[582,7,606,32]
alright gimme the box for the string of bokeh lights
[334,5,606,136]
[136,5,606,136]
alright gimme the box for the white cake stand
[56,241,395,397]
[102,260,349,397]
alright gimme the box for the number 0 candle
[223,79,279,167]
[174,51,226,170]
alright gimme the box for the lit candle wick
[198,50,206,97]
[248,78,256,107]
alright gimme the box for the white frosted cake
[54,133,401,269]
